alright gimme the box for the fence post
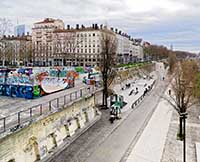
[49,101,52,111]
[75,91,77,99]
[57,98,59,108]
[3,118,6,132]
[70,93,72,101]
[40,104,43,115]
[64,95,66,105]
[30,108,32,118]
[80,89,83,97]
[18,112,21,125]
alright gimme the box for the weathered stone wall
[0,95,98,162]
[113,63,156,85]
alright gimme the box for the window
[93,33,95,36]
[85,49,87,53]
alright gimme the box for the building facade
[0,34,32,66]
[53,24,112,67]
[32,18,65,66]
[32,18,144,67]
[14,25,26,37]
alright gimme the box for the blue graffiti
[0,84,34,99]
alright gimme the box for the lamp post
[180,112,188,162]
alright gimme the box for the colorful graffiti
[0,67,76,99]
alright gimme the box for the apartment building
[53,24,116,67]
[0,34,32,66]
[116,32,144,64]
[32,18,64,66]
[32,18,144,67]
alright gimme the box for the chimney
[27,32,29,36]
[119,31,122,35]
[67,25,70,30]
[95,24,98,29]
[100,24,103,29]
[92,24,95,29]
[81,24,85,28]
[76,24,79,29]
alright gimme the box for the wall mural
[0,67,77,99]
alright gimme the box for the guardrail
[131,80,156,109]
[0,86,98,135]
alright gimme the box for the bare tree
[168,51,176,74]
[164,60,200,162]
[100,30,117,109]
[0,18,12,66]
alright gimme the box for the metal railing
[0,86,98,134]
[131,80,156,109]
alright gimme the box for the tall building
[32,18,65,66]
[14,25,26,37]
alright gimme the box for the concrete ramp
[41,77,68,93]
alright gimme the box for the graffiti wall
[0,67,76,99]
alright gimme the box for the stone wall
[0,95,98,162]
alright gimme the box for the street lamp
[179,111,188,162]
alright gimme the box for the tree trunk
[102,72,108,109]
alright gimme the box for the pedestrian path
[126,89,173,162]
[113,72,157,113]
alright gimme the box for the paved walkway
[125,88,173,162]
[113,72,157,113]
[161,101,200,162]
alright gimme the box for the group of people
[129,87,139,96]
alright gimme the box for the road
[48,63,169,162]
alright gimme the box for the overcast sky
[0,0,200,53]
